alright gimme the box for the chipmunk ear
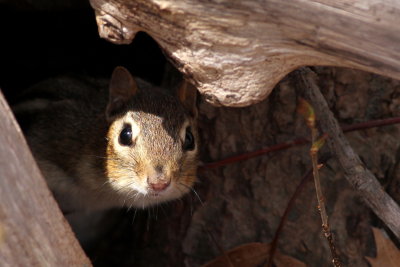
[177,80,198,118]
[106,66,138,120]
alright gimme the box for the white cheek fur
[107,113,196,208]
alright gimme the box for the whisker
[100,180,112,188]
[155,200,159,221]
[178,187,194,216]
[159,202,168,217]
[127,203,133,213]
[188,190,194,216]
[82,154,122,161]
[148,206,152,221]
[131,208,138,224]
[126,191,140,203]
[179,182,204,207]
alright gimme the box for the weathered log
[89,0,400,107]
[0,91,91,266]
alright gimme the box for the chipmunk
[13,66,199,214]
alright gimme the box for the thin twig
[265,169,313,267]
[341,117,400,132]
[200,117,400,170]
[266,154,331,267]
[298,97,341,266]
[296,67,400,240]
[310,128,328,228]
[322,224,341,267]
[201,138,308,169]
[310,130,341,267]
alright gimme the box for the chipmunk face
[104,67,198,208]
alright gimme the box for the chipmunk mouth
[147,184,172,197]
[122,181,187,208]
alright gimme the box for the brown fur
[13,67,198,213]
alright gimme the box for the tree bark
[89,0,400,106]
[0,91,91,266]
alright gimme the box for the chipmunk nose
[149,180,170,192]
[147,171,170,192]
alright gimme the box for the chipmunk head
[105,66,198,208]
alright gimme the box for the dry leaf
[274,252,307,267]
[201,242,306,267]
[365,227,400,267]
[201,242,269,267]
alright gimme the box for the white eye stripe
[129,121,141,141]
[123,112,141,140]
[112,114,141,151]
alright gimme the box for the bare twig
[298,98,341,266]
[296,67,400,240]
[266,154,331,267]
[265,169,313,267]
[310,132,328,229]
[200,117,400,170]
[310,133,341,267]
[201,138,308,169]
[341,117,400,132]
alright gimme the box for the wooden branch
[89,0,400,106]
[296,68,400,239]
[0,91,91,266]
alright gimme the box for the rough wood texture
[89,0,400,107]
[297,67,400,239]
[0,91,91,266]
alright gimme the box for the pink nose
[149,180,170,192]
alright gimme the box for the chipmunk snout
[147,171,171,192]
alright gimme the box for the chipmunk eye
[183,127,195,151]
[119,124,133,146]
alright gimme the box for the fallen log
[0,91,91,266]
[89,0,400,106]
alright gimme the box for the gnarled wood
[0,91,91,266]
[89,0,400,107]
